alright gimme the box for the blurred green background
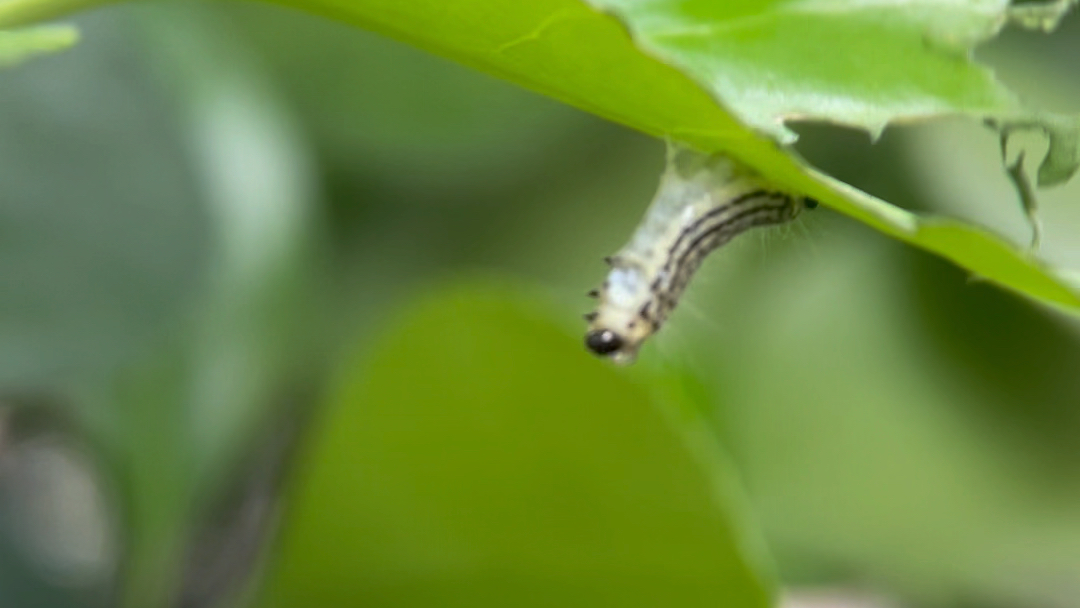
[2,2,1080,608]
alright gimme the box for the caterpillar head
[584,262,657,365]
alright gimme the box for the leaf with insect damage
[2,0,1080,311]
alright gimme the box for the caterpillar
[584,145,816,364]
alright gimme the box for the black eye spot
[585,330,625,356]
[804,197,819,210]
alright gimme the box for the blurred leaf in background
[259,284,772,608]
[0,9,209,391]
[0,3,324,607]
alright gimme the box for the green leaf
[258,283,773,608]
[586,0,1020,143]
[583,0,1078,206]
[246,0,1080,310]
[0,24,77,67]
[580,0,1080,306]
[2,0,1080,310]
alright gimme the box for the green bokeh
[0,3,1079,608]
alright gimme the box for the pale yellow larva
[584,145,816,364]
